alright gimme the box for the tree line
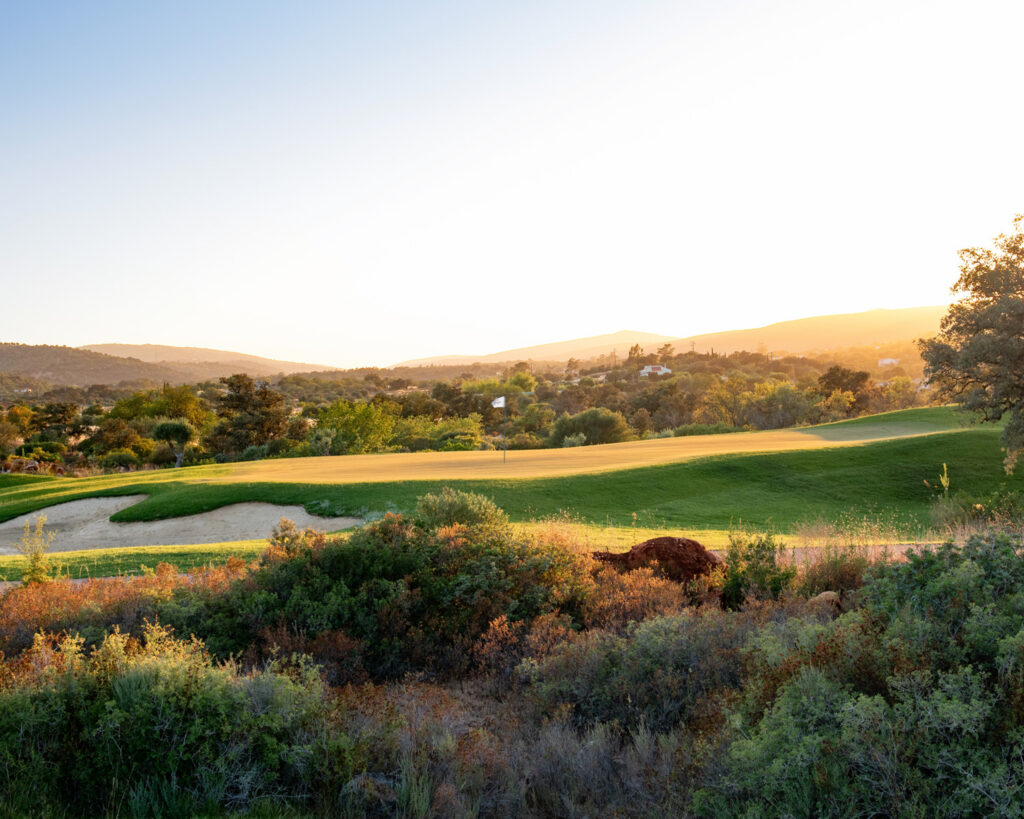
[0,346,930,472]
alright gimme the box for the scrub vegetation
[2,488,1024,816]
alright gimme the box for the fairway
[0,408,968,522]
[209,407,966,483]
[0,408,1017,576]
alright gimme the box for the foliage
[15,514,54,585]
[695,531,1024,817]
[0,624,339,817]
[413,486,507,532]
[152,419,195,467]
[921,214,1024,470]
[316,397,397,454]
[720,531,796,609]
[156,491,591,679]
[673,422,745,436]
[205,374,290,454]
[550,407,632,446]
[524,608,758,732]
[99,447,140,469]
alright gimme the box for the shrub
[160,494,591,679]
[0,624,341,817]
[414,487,509,533]
[0,561,248,658]
[99,447,139,469]
[240,443,269,460]
[583,565,688,631]
[550,407,632,446]
[15,514,54,586]
[524,608,757,732]
[720,532,796,609]
[673,422,745,437]
[508,432,544,449]
[796,542,873,596]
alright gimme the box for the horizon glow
[2,1,1019,368]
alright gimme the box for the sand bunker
[0,496,361,555]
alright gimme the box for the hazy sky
[3,1,1022,367]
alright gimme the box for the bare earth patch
[0,496,361,555]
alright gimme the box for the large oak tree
[920,215,1024,470]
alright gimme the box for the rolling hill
[0,343,336,389]
[395,306,948,367]
[81,344,334,376]
[670,305,948,356]
[394,330,677,367]
[0,344,186,387]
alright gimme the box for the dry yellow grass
[214,421,950,485]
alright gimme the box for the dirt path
[0,496,361,555]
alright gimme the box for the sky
[2,0,1023,368]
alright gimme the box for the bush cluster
[5,490,1024,816]
[695,532,1024,817]
[158,489,591,679]
[0,624,343,817]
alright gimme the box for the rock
[592,536,722,584]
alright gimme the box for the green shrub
[525,609,756,732]
[100,447,139,469]
[796,543,873,596]
[159,493,591,679]
[0,625,343,817]
[694,664,1024,818]
[414,487,508,532]
[720,532,796,609]
[673,422,745,437]
[240,444,269,461]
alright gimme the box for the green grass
[1,431,1015,533]
[799,405,971,440]
[0,539,268,583]
[0,408,1015,581]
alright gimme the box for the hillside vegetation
[1,489,1022,816]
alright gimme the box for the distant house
[640,364,672,377]
[878,358,900,367]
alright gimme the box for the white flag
[491,396,506,408]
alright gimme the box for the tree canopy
[920,215,1024,470]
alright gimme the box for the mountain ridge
[392,306,948,367]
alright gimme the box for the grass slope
[0,409,1014,580]
[0,409,1011,531]
[0,540,266,583]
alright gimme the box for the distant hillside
[0,344,186,387]
[670,306,947,357]
[394,330,677,367]
[396,306,948,368]
[81,344,334,376]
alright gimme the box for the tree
[0,420,21,456]
[920,215,1024,470]
[317,398,396,454]
[30,402,79,441]
[153,420,196,468]
[206,374,289,454]
[817,366,872,415]
[550,407,632,446]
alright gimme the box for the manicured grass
[0,424,1014,534]
[0,539,268,583]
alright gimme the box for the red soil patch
[592,536,722,584]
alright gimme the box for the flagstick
[503,400,507,463]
